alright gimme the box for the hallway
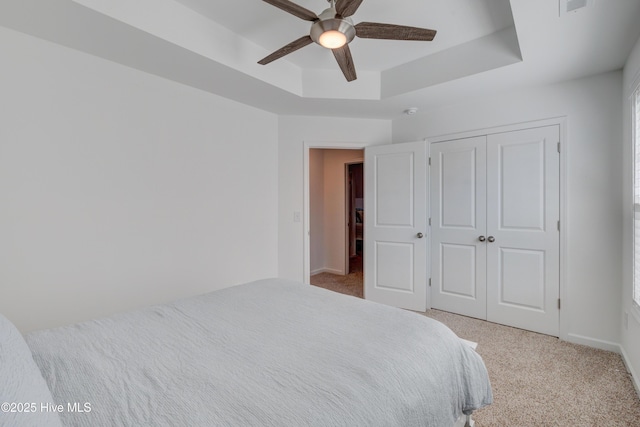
[310,255,363,298]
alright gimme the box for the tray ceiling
[0,0,638,119]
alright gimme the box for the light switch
[293,211,301,223]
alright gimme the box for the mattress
[26,278,492,426]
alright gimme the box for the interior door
[364,141,428,311]
[485,126,560,336]
[430,125,560,336]
[430,136,488,319]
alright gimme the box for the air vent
[559,0,593,16]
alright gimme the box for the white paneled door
[430,136,488,320]
[485,127,560,336]
[431,126,560,336]
[364,141,428,312]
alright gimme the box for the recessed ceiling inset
[258,0,437,82]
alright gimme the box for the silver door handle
[487,236,495,243]
[417,232,424,238]
[478,235,486,242]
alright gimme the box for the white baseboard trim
[565,333,621,353]
[620,346,640,400]
[565,335,640,400]
[310,268,344,276]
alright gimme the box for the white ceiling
[0,0,639,119]
[174,0,515,71]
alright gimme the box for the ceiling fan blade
[355,22,437,41]
[332,44,357,82]
[258,35,313,65]
[336,0,364,18]
[262,0,318,21]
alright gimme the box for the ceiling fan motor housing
[310,8,356,47]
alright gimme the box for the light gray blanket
[26,279,492,426]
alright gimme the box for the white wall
[621,34,640,388]
[278,116,392,282]
[393,71,623,349]
[0,27,279,332]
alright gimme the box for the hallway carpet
[310,256,363,298]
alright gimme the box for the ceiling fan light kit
[259,0,437,82]
[317,30,348,49]
[311,17,355,49]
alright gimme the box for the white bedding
[26,278,492,426]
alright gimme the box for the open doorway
[346,161,364,275]
[308,148,364,298]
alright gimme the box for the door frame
[425,117,568,341]
[303,141,369,284]
[344,160,364,275]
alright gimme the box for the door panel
[441,243,478,298]
[441,147,479,229]
[499,248,545,310]
[486,126,560,336]
[364,141,427,311]
[375,242,414,292]
[499,140,546,230]
[430,136,487,319]
[375,153,415,226]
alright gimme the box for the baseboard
[565,333,621,353]
[620,346,640,400]
[566,334,640,400]
[310,268,344,276]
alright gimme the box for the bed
[2,278,492,426]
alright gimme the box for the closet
[429,125,560,336]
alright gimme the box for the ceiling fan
[258,0,437,82]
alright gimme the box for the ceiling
[174,0,516,71]
[0,0,639,119]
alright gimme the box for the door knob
[487,236,495,243]
[478,235,486,242]
[417,232,424,238]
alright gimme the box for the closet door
[430,136,487,320]
[485,126,560,336]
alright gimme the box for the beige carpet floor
[310,256,363,298]
[310,268,640,426]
